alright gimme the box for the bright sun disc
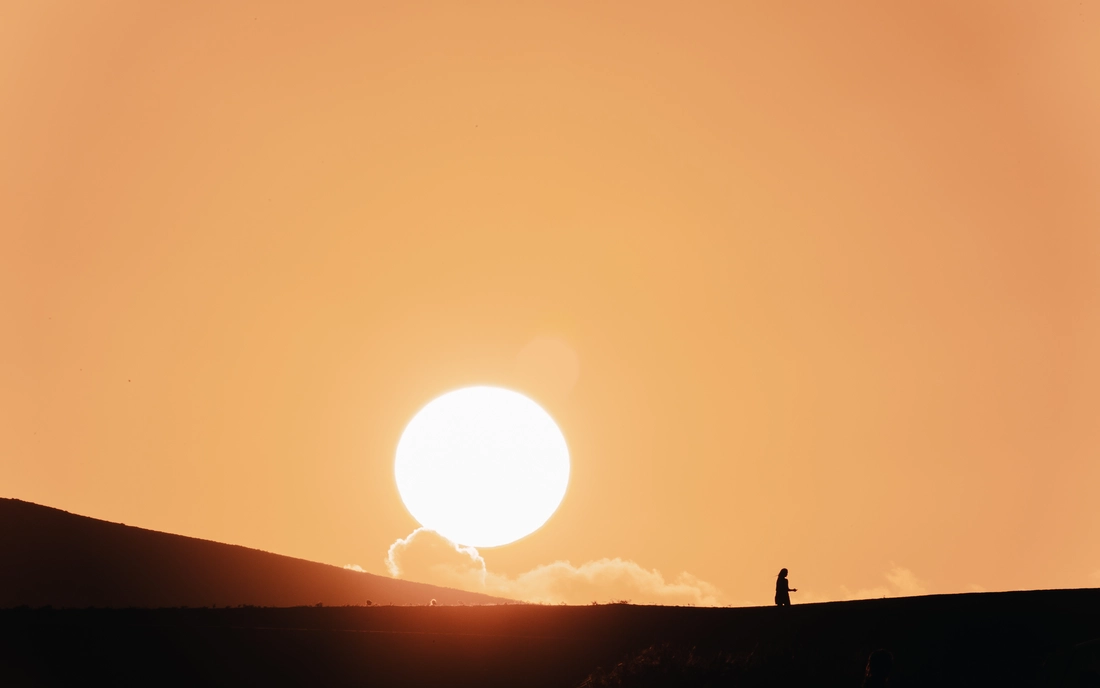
[394,386,570,548]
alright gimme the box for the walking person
[775,568,797,606]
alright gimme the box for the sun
[394,386,570,548]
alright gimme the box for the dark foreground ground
[2,589,1099,687]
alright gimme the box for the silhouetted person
[775,568,797,606]
[863,649,893,687]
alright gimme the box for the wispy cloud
[385,528,724,606]
[835,564,930,600]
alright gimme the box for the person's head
[778,568,788,578]
[866,649,893,678]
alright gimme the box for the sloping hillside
[0,498,508,608]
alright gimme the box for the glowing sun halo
[394,386,570,548]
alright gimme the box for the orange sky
[3,1,1099,605]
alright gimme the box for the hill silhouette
[0,498,508,608]
[3,498,1099,685]
[2,592,1100,686]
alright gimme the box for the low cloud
[505,559,723,606]
[343,564,366,573]
[385,528,723,606]
[837,564,929,600]
[385,528,487,589]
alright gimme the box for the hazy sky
[3,1,1099,606]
